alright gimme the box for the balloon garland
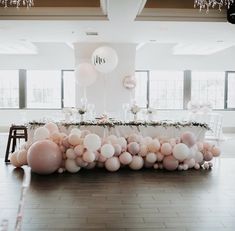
[10,122,221,175]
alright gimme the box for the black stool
[5,125,28,163]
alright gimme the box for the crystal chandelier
[1,0,34,8]
[194,0,234,11]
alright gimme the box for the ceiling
[0,0,234,55]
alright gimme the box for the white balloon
[84,134,101,151]
[34,127,50,141]
[70,128,81,136]
[75,62,97,87]
[65,159,81,173]
[92,46,118,73]
[101,144,115,158]
[146,152,157,164]
[173,143,190,161]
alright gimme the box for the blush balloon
[181,131,196,147]
[10,151,22,168]
[146,152,157,164]
[163,155,179,171]
[129,156,144,170]
[128,142,140,155]
[211,146,221,157]
[161,143,172,156]
[148,139,160,153]
[74,145,85,156]
[83,151,96,163]
[105,157,120,172]
[119,152,132,165]
[27,140,62,175]
[139,144,148,157]
[17,149,28,165]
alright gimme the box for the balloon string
[103,75,107,115]
[14,166,31,231]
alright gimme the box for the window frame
[0,70,20,110]
[225,71,235,110]
[61,69,76,109]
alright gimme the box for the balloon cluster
[10,123,221,175]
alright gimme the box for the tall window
[191,71,225,109]
[0,70,19,108]
[149,71,184,109]
[227,72,235,109]
[62,70,76,108]
[26,70,61,109]
[135,71,148,107]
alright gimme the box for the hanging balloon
[91,46,118,73]
[75,62,97,87]
[123,75,136,89]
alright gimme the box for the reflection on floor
[0,133,235,230]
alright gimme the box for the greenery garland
[27,120,210,130]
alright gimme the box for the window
[191,71,225,109]
[149,71,184,109]
[135,71,148,108]
[227,72,235,109]
[62,70,76,108]
[0,70,19,108]
[26,70,61,109]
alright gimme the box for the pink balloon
[127,134,141,144]
[161,143,172,156]
[139,144,148,157]
[119,152,132,165]
[129,156,144,170]
[163,155,179,171]
[83,151,96,163]
[184,158,196,168]
[50,132,61,144]
[203,151,213,161]
[98,154,107,162]
[76,157,88,167]
[74,145,85,156]
[44,122,59,134]
[17,149,28,165]
[27,140,62,175]
[113,144,122,156]
[105,157,120,172]
[148,139,160,153]
[181,131,196,147]
[156,152,164,162]
[10,151,22,168]
[127,142,140,155]
[197,142,204,152]
[211,146,221,157]
[62,137,70,148]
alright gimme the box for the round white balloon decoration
[91,46,118,73]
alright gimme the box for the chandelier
[1,0,34,8]
[194,0,234,11]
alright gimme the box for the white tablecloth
[28,121,207,142]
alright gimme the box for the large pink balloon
[27,140,62,175]
[163,155,179,171]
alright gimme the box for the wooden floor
[1,157,235,231]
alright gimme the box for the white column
[74,43,136,119]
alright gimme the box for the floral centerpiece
[78,107,87,122]
[130,104,141,121]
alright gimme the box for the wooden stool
[5,125,28,163]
